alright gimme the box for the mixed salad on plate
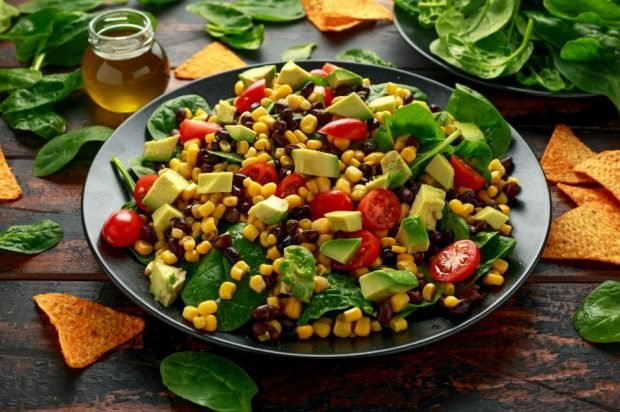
[102,61,520,342]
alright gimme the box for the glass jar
[82,9,170,113]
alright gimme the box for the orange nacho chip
[302,0,364,32]
[556,183,619,208]
[542,201,620,265]
[540,124,595,184]
[34,293,145,368]
[175,42,246,80]
[0,144,22,201]
[323,0,393,21]
[574,150,620,203]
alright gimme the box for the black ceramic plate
[393,6,594,98]
[82,61,551,358]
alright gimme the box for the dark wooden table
[1,1,619,410]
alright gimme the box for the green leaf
[544,0,620,29]
[38,12,90,68]
[206,24,264,50]
[2,105,66,139]
[281,43,316,61]
[0,0,19,34]
[129,247,152,265]
[232,0,305,22]
[0,68,41,93]
[0,219,63,254]
[391,103,444,145]
[137,0,181,5]
[160,352,257,412]
[207,150,244,165]
[561,37,615,62]
[0,9,58,61]
[19,0,127,13]
[368,82,428,102]
[129,155,157,178]
[453,139,493,182]
[573,280,620,343]
[436,0,515,43]
[458,231,515,290]
[409,129,461,177]
[147,94,210,140]
[187,1,253,34]
[181,249,226,306]
[336,48,394,67]
[33,126,113,176]
[438,208,470,241]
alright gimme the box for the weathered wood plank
[0,281,617,411]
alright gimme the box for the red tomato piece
[101,209,143,248]
[133,174,158,211]
[322,63,339,73]
[430,240,481,283]
[450,155,486,190]
[357,188,401,231]
[275,173,305,198]
[309,69,328,78]
[179,119,222,143]
[309,190,354,221]
[333,230,380,271]
[240,163,278,185]
[314,86,334,107]
[236,79,266,113]
[319,118,367,140]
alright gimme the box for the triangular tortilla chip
[556,183,619,208]
[174,42,246,80]
[323,0,393,21]
[542,201,620,265]
[302,0,364,32]
[34,293,145,368]
[540,124,595,184]
[574,150,620,203]
[0,144,22,201]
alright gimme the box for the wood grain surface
[1,0,619,411]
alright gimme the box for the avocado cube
[320,238,361,264]
[381,150,412,189]
[149,260,186,307]
[152,204,184,239]
[248,195,288,225]
[291,149,340,178]
[324,211,362,232]
[425,154,454,189]
[325,92,373,120]
[474,206,509,230]
[276,61,311,90]
[142,170,189,211]
[143,135,179,162]
[396,216,430,253]
[326,68,363,89]
[365,174,390,191]
[197,172,233,194]
[359,269,418,302]
[239,64,276,88]
[368,95,399,114]
[409,184,446,230]
[215,100,236,124]
[225,125,257,142]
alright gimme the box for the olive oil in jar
[82,10,170,113]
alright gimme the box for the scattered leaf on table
[0,219,62,254]
[302,0,363,32]
[19,0,127,14]
[556,183,619,208]
[281,43,317,61]
[186,1,253,34]
[323,0,393,21]
[206,23,264,50]
[0,144,22,201]
[574,150,620,203]
[0,68,40,93]
[2,105,67,140]
[34,293,144,368]
[232,0,306,22]
[573,280,620,343]
[337,48,393,66]
[540,124,595,184]
[175,42,246,80]
[542,201,620,265]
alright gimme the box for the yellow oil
[82,30,170,113]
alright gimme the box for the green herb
[336,48,394,67]
[207,150,244,165]
[232,0,305,22]
[0,219,63,254]
[397,273,445,319]
[129,155,157,178]
[19,0,127,13]
[0,68,41,93]
[147,94,210,140]
[516,54,569,92]
[129,248,152,265]
[561,37,615,62]
[281,43,316,61]
[0,0,18,33]
[33,126,113,176]
[207,23,264,50]
[187,2,253,34]
[161,352,257,412]
[2,105,66,139]
[573,280,620,343]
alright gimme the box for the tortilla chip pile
[540,125,620,265]
[0,144,22,201]
[302,0,392,32]
[34,293,145,368]
[175,42,247,80]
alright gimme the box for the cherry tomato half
[430,240,481,283]
[322,63,339,74]
[133,174,158,211]
[319,118,367,140]
[101,209,143,248]
[179,119,222,143]
[357,188,401,231]
[236,79,266,113]
[309,189,354,221]
[333,230,380,271]
[309,69,328,78]
[240,163,279,185]
[450,155,486,190]
[314,86,333,107]
[275,173,305,198]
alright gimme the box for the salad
[102,61,519,342]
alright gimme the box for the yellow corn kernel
[312,320,331,338]
[273,84,293,99]
[391,245,407,254]
[294,220,309,231]
[185,249,200,263]
[134,240,153,256]
[285,194,304,210]
[258,264,273,276]
[492,258,509,275]
[343,307,362,322]
[204,314,217,332]
[267,233,277,246]
[161,250,178,265]
[295,324,314,340]
[370,256,383,269]
[380,237,396,248]
[487,185,499,198]
[396,253,414,262]
[294,130,308,143]
[400,146,417,163]
[197,201,215,218]
[170,228,184,239]
[313,276,331,294]
[313,177,328,193]
[181,182,198,201]
[187,145,200,167]
[267,245,281,260]
[351,189,365,202]
[396,261,417,275]
[198,300,218,316]
[230,260,250,280]
[178,162,193,180]
[389,317,408,333]
[344,166,363,183]
[219,196,237,208]
[305,180,319,195]
[266,297,279,308]
[443,295,460,308]
[219,281,236,300]
[498,204,511,216]
[192,315,206,329]
[311,218,332,234]
[443,282,455,297]
[201,217,217,235]
[306,139,322,150]
[169,158,181,170]
[252,195,265,205]
[422,283,436,302]
[272,257,283,274]
[354,316,371,337]
[332,137,350,152]
[252,121,269,135]
[242,224,260,241]
[488,158,506,175]
[483,271,504,286]
[196,240,212,255]
[390,293,410,313]
[341,150,355,165]
[254,138,271,151]
[235,140,249,155]
[250,106,268,121]
[333,319,352,338]
[370,320,382,332]
[449,199,464,215]
[183,306,199,321]
[299,114,318,135]
[286,94,302,110]
[495,192,508,205]
[249,275,267,293]
[261,182,277,198]
[298,186,309,199]
[282,297,302,319]
[234,80,245,95]
[499,223,512,236]
[462,203,475,216]
[245,181,261,197]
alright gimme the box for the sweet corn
[488,158,505,175]
[449,199,465,215]
[313,320,331,338]
[259,264,273,276]
[161,250,178,265]
[242,224,260,241]
[443,282,455,296]
[230,260,250,280]
[332,137,350,151]
[351,188,366,202]
[397,260,417,274]
[499,204,511,215]
[400,146,417,163]
[267,246,281,260]
[184,249,200,263]
[296,325,314,340]
[253,121,269,134]
[267,296,279,308]
[222,196,238,207]
[171,228,184,239]
[204,314,217,332]
[198,300,218,316]
[306,139,322,150]
[391,245,407,254]
[334,178,351,194]
[487,185,499,198]
[499,223,512,235]
[390,293,409,313]
[182,183,198,201]
[380,237,397,248]
[285,194,304,210]
[389,317,408,332]
[282,297,302,319]
[134,240,153,256]
[306,180,319,195]
[192,315,206,329]
[273,84,292,99]
[353,267,369,277]
[251,106,268,121]
[219,281,236,300]
[354,316,371,337]
[462,203,475,216]
[294,129,308,143]
[370,320,382,332]
[333,319,352,338]
[234,80,245,95]
[272,257,283,274]
[312,218,331,234]
[493,258,509,274]
[197,201,216,218]
[313,276,331,294]
[345,166,363,183]
[261,182,277,197]
[343,307,363,322]
[183,306,199,321]
[443,296,460,308]
[422,283,436,302]
[201,217,217,234]
[286,94,302,110]
[196,240,212,255]
[249,275,267,293]
[483,271,504,286]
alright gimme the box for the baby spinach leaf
[391,103,444,146]
[543,0,620,29]
[409,129,462,177]
[19,0,127,13]
[368,82,428,102]
[147,94,210,140]
[0,0,18,33]
[33,126,113,176]
[516,54,570,92]
[0,68,41,93]
[2,105,66,139]
[459,231,515,291]
[396,269,445,318]
[207,150,244,165]
[372,114,395,152]
[336,48,394,67]
[129,248,152,266]
[439,208,470,241]
[0,9,57,62]
[436,0,515,43]
[232,0,305,22]
[161,352,257,412]
[561,37,615,62]
[38,12,90,68]
[137,0,181,5]
[453,139,492,181]
[0,219,63,254]
[206,24,264,50]
[573,280,620,343]
[281,43,316,61]
[129,155,157,178]
[187,1,253,34]
[181,249,225,306]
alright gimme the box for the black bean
[356,85,370,95]
[140,226,157,244]
[252,304,281,321]
[274,101,287,114]
[264,274,277,289]
[279,108,293,122]
[381,247,396,266]
[240,114,253,123]
[200,163,214,173]
[279,317,296,331]
[182,201,197,217]
[360,141,376,155]
[231,185,243,197]
[223,246,241,263]
[311,101,324,110]
[459,190,483,207]
[278,164,295,181]
[297,229,319,243]
[395,186,414,204]
[319,141,341,157]
[407,290,421,304]
[425,245,440,260]
[440,229,454,246]
[366,117,380,131]
[167,237,183,258]
[238,198,253,213]
[503,182,520,202]
[413,252,425,265]
[377,300,393,325]
[274,119,288,134]
[403,94,414,105]
[233,173,248,186]
[374,164,383,176]
[287,118,300,130]
[215,129,230,141]
[272,130,287,147]
[468,220,487,235]
[285,220,299,236]
[429,103,442,113]
[447,299,470,315]
[224,207,241,223]
[428,230,442,245]
[285,144,300,156]
[270,225,286,242]
[316,111,333,126]
[299,81,315,98]
[171,218,191,234]
[359,163,374,180]
[277,235,293,252]
[445,188,458,201]
[356,91,368,100]
[388,224,400,238]
[251,322,280,342]
[175,107,186,124]
[335,84,352,96]
[211,233,232,250]
[500,155,514,173]
[210,141,221,152]
[461,285,484,305]
[289,204,312,220]
[406,136,420,150]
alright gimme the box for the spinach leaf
[561,37,615,62]
[368,82,428,102]
[137,0,181,5]
[129,248,152,266]
[453,139,492,181]
[37,12,90,68]
[336,48,394,67]
[33,126,113,176]
[2,105,66,139]
[161,352,257,412]
[397,269,445,318]
[147,94,210,140]
[409,129,462,177]
[0,219,63,254]
[471,230,497,249]
[19,0,127,13]
[281,43,316,61]
[206,24,264,50]
[298,273,374,325]
[391,103,444,147]
[439,208,470,241]
[181,249,225,306]
[187,1,253,34]
[516,54,570,92]
[459,231,515,290]
[0,0,18,33]
[0,68,41,93]
[0,9,57,62]
[543,0,620,29]
[436,0,515,43]
[232,0,305,22]
[207,150,244,164]
[573,280,620,343]
[372,114,395,152]
[395,0,449,28]
[129,155,157,178]
[445,84,512,158]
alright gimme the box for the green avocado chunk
[396,215,430,253]
[324,211,362,232]
[424,154,454,189]
[143,135,179,162]
[291,148,340,178]
[325,92,373,120]
[152,204,184,239]
[149,260,186,307]
[248,195,288,225]
[409,184,446,230]
[142,170,189,211]
[197,172,233,194]
[225,125,257,142]
[326,67,363,89]
[473,206,509,230]
[277,61,311,90]
[320,238,361,264]
[239,64,276,87]
[215,100,236,124]
[278,245,316,303]
[381,150,412,189]
[359,269,418,303]
[365,174,390,191]
[368,95,399,114]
